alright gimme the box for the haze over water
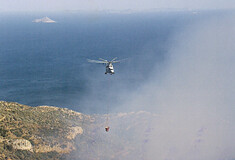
[0,11,193,112]
[0,10,233,114]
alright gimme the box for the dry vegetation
[0,101,90,159]
[0,101,156,160]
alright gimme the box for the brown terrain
[0,101,156,160]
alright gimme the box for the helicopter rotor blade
[99,58,108,62]
[87,59,108,64]
[111,57,118,62]
[112,58,128,63]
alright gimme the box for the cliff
[0,101,156,160]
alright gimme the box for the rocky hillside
[0,101,157,160]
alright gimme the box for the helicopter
[87,57,123,75]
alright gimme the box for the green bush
[0,127,7,137]
[12,129,23,137]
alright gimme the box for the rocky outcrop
[12,139,33,152]
[34,142,75,154]
[67,126,83,140]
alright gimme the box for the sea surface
[0,11,217,113]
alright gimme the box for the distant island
[32,17,56,23]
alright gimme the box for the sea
[0,10,224,113]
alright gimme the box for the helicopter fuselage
[105,62,114,74]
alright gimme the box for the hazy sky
[1,0,235,12]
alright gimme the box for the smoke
[71,12,235,160]
[120,14,235,159]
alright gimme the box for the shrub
[0,127,7,137]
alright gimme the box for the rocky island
[0,101,156,160]
[32,17,56,23]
